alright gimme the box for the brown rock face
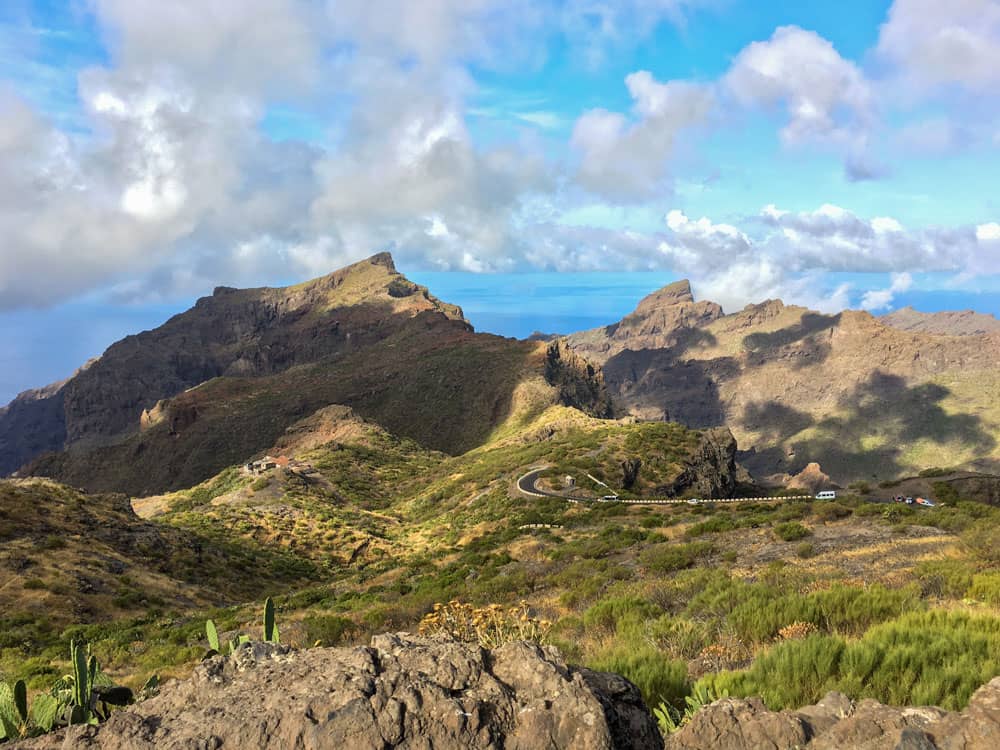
[566,279,724,363]
[664,682,1000,750]
[661,427,747,498]
[19,635,662,750]
[0,253,467,476]
[567,282,1000,483]
[882,307,1000,336]
[786,462,832,494]
[544,340,616,419]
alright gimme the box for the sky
[1,0,999,402]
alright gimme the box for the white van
[815,490,836,500]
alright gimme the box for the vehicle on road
[816,490,836,500]
[916,497,936,507]
[687,498,700,505]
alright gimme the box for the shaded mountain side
[567,282,1000,483]
[27,317,614,495]
[0,253,465,475]
[0,479,324,633]
[882,306,1000,336]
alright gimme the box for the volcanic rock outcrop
[18,634,662,750]
[664,681,1000,750]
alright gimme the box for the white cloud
[571,71,714,199]
[725,26,880,180]
[759,204,997,274]
[861,271,913,310]
[977,223,1000,242]
[877,0,1000,95]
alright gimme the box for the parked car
[915,497,936,507]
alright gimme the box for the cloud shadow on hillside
[739,371,997,482]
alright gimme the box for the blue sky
[0,0,998,402]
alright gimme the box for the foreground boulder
[664,679,1000,750]
[21,634,661,749]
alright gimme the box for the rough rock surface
[785,462,832,494]
[664,681,1000,750]
[19,635,661,750]
[566,279,1000,483]
[881,306,1000,336]
[661,427,750,498]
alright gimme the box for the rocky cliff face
[19,634,662,750]
[664,682,1000,750]
[544,340,617,419]
[664,427,749,498]
[0,253,466,476]
[567,280,723,363]
[567,280,1000,483]
[882,306,1000,336]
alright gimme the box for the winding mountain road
[514,467,815,505]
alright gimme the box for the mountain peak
[634,279,694,312]
[367,251,396,271]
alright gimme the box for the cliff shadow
[738,371,996,482]
[603,345,737,427]
[741,312,840,370]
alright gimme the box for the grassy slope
[32,319,545,495]
[4,407,1000,715]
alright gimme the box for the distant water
[409,272,675,339]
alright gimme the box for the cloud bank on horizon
[0,0,998,315]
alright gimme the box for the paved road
[514,467,812,506]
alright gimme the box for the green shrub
[773,522,810,542]
[967,573,1000,606]
[812,503,852,522]
[915,559,975,599]
[700,633,843,709]
[640,542,714,573]
[919,467,952,478]
[583,596,661,633]
[589,645,689,708]
[685,517,738,537]
[699,610,1000,711]
[930,481,961,506]
[302,615,356,646]
[796,543,816,559]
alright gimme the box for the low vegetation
[3,410,1000,741]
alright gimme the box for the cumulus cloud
[0,0,996,314]
[759,204,995,274]
[725,25,881,180]
[644,205,999,314]
[571,71,714,200]
[877,0,1000,95]
[861,271,913,310]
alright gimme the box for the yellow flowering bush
[778,621,818,641]
[418,600,552,649]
